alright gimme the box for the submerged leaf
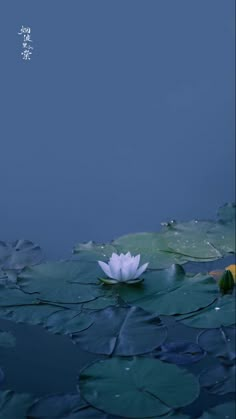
[199,364,236,395]
[198,326,236,364]
[154,341,206,365]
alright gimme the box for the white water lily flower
[98,252,149,284]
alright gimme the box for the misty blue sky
[0,0,235,259]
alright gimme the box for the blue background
[0,0,235,259]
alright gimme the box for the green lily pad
[207,223,235,254]
[154,341,206,365]
[132,275,218,316]
[27,393,119,418]
[0,304,61,326]
[0,286,38,307]
[111,264,187,304]
[199,364,236,395]
[73,306,167,355]
[0,390,34,419]
[217,203,236,224]
[161,221,222,261]
[18,262,102,304]
[0,269,18,286]
[73,241,117,262]
[79,357,200,418]
[113,232,188,269]
[197,326,236,363]
[45,309,93,335]
[0,240,43,270]
[179,293,236,328]
[83,295,119,310]
[27,393,81,418]
[0,330,16,348]
[199,401,235,419]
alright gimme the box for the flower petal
[98,261,112,278]
[109,262,122,280]
[120,259,134,281]
[132,254,141,273]
[134,262,149,278]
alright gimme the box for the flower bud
[219,270,235,294]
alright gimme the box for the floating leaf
[27,393,81,418]
[0,304,61,326]
[154,341,206,365]
[83,295,118,310]
[18,262,102,304]
[207,223,235,254]
[198,326,236,364]
[0,390,34,419]
[0,269,18,286]
[217,203,236,224]
[73,241,117,263]
[0,286,38,307]
[179,294,236,328]
[73,306,167,355]
[0,240,43,270]
[113,232,188,269]
[199,364,236,395]
[45,309,93,335]
[199,401,235,419]
[79,357,200,418]
[0,330,16,348]
[160,220,222,261]
[133,275,218,316]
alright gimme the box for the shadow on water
[0,318,100,396]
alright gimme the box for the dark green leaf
[79,357,200,418]
[74,306,167,355]
[199,364,236,395]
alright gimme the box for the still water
[0,0,235,260]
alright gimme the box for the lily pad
[0,286,38,307]
[198,326,236,363]
[0,304,62,326]
[0,240,43,270]
[73,306,167,355]
[27,393,119,418]
[113,232,187,269]
[79,357,200,418]
[217,203,236,224]
[27,393,81,418]
[154,341,206,365]
[73,241,117,263]
[0,330,16,348]
[18,262,102,304]
[83,295,119,310]
[133,275,218,316]
[45,309,93,335]
[115,264,187,304]
[0,390,34,419]
[199,364,236,395]
[0,269,18,286]
[199,401,235,419]
[160,220,222,261]
[207,223,235,254]
[179,294,236,328]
